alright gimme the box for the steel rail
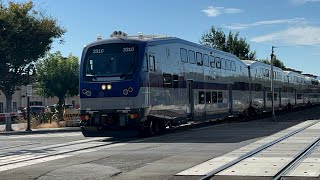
[273,136,320,180]
[199,120,320,180]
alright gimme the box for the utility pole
[26,64,34,132]
[271,46,276,121]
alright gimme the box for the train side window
[203,54,209,67]
[209,56,215,68]
[196,52,203,66]
[297,94,302,99]
[142,53,149,72]
[215,57,221,69]
[163,74,172,88]
[149,55,155,71]
[180,48,188,63]
[221,58,226,70]
[239,82,246,91]
[206,92,212,104]
[226,59,231,71]
[188,50,196,64]
[231,61,236,71]
[265,69,270,77]
[257,84,261,91]
[86,59,94,75]
[173,75,179,88]
[217,92,223,103]
[267,93,278,101]
[267,93,272,101]
[212,92,217,103]
[199,91,205,104]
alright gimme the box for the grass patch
[35,121,59,129]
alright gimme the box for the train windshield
[84,43,138,81]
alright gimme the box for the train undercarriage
[80,109,169,137]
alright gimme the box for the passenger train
[79,31,320,137]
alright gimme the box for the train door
[142,50,151,107]
[279,88,282,107]
[187,80,194,119]
[295,89,297,106]
[228,83,233,114]
[148,50,157,106]
[263,86,266,109]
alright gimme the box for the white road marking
[0,143,126,172]
[0,137,126,172]
[0,132,82,140]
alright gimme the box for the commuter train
[79,31,320,137]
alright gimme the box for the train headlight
[101,84,107,91]
[107,84,112,90]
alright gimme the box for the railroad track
[273,136,320,180]
[176,120,320,180]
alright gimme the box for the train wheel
[81,127,96,137]
[146,119,166,136]
[148,119,157,136]
[243,109,250,117]
[158,120,166,134]
[243,107,257,118]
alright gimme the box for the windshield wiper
[86,74,98,81]
[120,73,130,80]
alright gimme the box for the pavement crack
[33,168,57,180]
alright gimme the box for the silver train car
[284,70,308,107]
[303,74,320,104]
[243,60,288,112]
[79,31,320,137]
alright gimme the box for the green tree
[36,52,79,122]
[256,58,286,70]
[0,1,65,130]
[200,26,226,51]
[200,26,256,60]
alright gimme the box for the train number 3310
[93,49,104,54]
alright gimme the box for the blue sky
[15,0,320,76]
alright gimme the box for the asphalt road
[0,117,309,180]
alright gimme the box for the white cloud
[202,6,243,17]
[251,26,320,46]
[224,18,306,30]
[224,8,243,14]
[202,6,222,17]
[291,0,320,5]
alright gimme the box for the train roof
[284,70,303,76]
[302,73,318,78]
[242,60,284,71]
[85,33,241,60]
[283,67,302,74]
[304,76,318,81]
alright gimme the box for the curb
[0,127,81,135]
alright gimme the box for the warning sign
[27,85,32,97]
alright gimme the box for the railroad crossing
[0,109,320,180]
